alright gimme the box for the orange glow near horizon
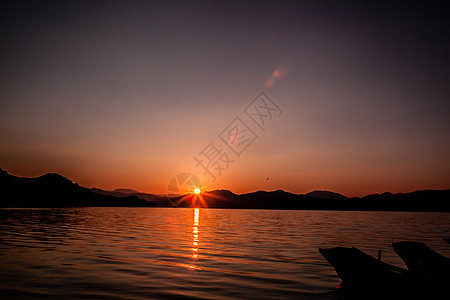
[2,164,449,199]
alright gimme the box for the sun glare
[194,188,201,194]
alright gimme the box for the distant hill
[1,168,449,211]
[91,187,172,207]
[0,169,156,207]
[98,187,450,211]
[169,188,450,212]
[113,188,140,194]
[305,190,349,201]
[360,190,450,211]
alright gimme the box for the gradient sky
[1,1,449,197]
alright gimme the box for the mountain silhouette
[113,188,140,194]
[1,168,449,211]
[92,187,171,207]
[0,169,156,207]
[169,188,450,211]
[305,190,349,201]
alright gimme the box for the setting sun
[194,188,201,195]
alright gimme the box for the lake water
[1,208,449,299]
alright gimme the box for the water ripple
[1,208,449,299]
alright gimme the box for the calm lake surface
[1,208,449,299]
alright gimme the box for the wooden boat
[392,241,450,282]
[319,246,440,297]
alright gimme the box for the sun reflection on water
[189,208,200,270]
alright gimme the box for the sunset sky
[1,1,449,197]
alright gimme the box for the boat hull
[319,246,443,298]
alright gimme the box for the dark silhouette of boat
[319,246,442,298]
[444,238,450,245]
[392,241,450,282]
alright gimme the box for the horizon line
[2,168,449,199]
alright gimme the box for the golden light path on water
[189,208,200,270]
